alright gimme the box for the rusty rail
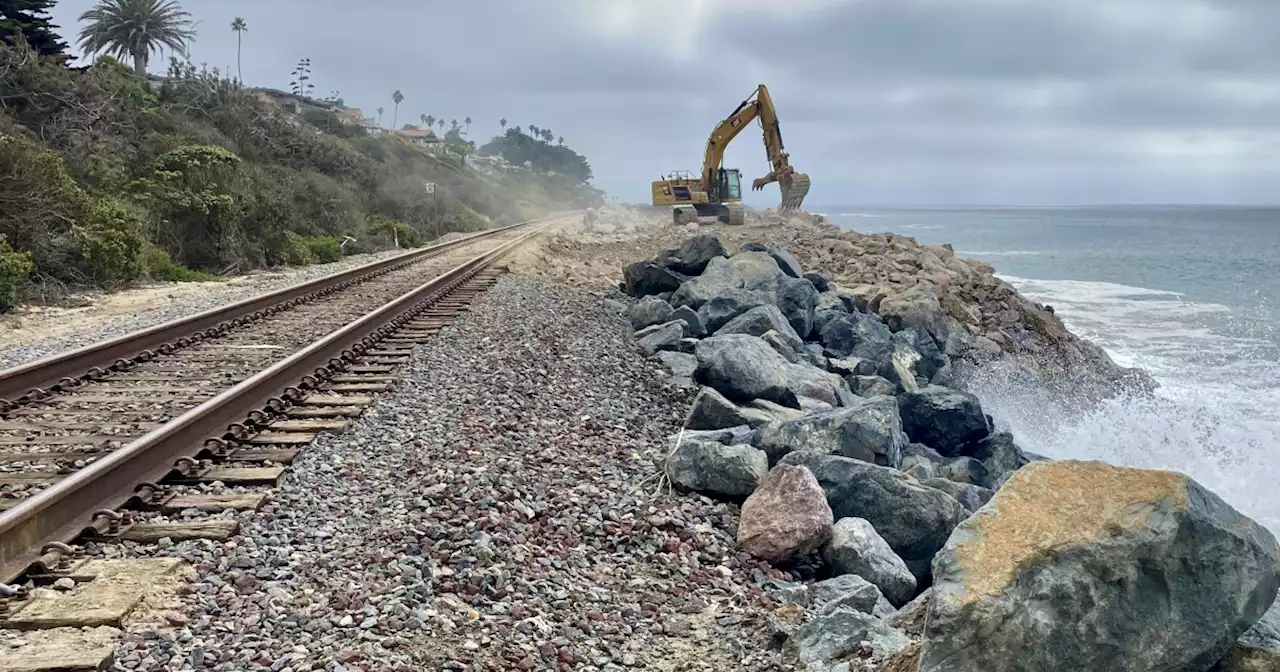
[0,218,546,406]
[0,220,554,584]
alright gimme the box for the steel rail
[0,217,547,405]
[0,220,554,584]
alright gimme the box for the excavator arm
[746,84,811,211]
[698,84,810,212]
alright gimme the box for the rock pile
[621,234,1280,671]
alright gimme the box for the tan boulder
[737,464,834,564]
[920,460,1280,672]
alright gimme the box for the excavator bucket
[779,172,810,211]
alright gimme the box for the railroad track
[0,217,558,595]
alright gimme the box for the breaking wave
[967,276,1280,534]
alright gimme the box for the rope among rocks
[632,393,698,497]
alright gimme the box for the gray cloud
[47,0,1280,205]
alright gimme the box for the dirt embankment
[512,205,1152,400]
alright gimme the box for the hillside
[0,40,603,311]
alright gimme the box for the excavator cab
[716,168,743,202]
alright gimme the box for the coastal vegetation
[0,0,602,311]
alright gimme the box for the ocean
[823,206,1280,534]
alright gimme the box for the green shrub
[367,216,422,248]
[0,234,35,312]
[280,232,315,266]
[0,132,91,253]
[130,144,246,270]
[140,242,216,282]
[74,197,146,288]
[303,235,342,263]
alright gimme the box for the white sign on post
[424,181,436,194]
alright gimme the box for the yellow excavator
[651,84,811,225]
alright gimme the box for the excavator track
[780,173,811,211]
[673,207,699,226]
[721,202,745,226]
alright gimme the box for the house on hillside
[394,127,440,148]
[335,107,379,131]
[252,88,338,115]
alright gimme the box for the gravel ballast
[107,276,793,671]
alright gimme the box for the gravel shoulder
[0,249,410,369]
[105,276,793,671]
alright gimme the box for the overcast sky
[46,0,1280,206]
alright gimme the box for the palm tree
[77,0,197,76]
[450,119,458,133]
[558,136,564,146]
[464,116,472,137]
[391,90,404,129]
[500,118,507,131]
[424,114,436,131]
[436,119,444,133]
[230,17,247,82]
[528,124,538,136]
[541,129,553,143]
[376,106,384,127]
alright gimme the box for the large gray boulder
[813,308,848,336]
[665,438,768,498]
[671,256,744,308]
[623,261,685,297]
[746,399,807,423]
[819,312,895,366]
[814,291,847,314]
[847,375,898,398]
[694,334,800,407]
[968,432,1034,489]
[727,250,785,289]
[878,284,944,336]
[762,329,805,364]
[655,351,697,379]
[823,517,918,607]
[827,356,876,377]
[922,477,994,513]
[629,295,674,330]
[780,362,847,408]
[897,385,992,456]
[785,605,912,669]
[764,245,804,278]
[804,270,832,292]
[716,304,804,350]
[687,386,778,430]
[779,451,970,582]
[1217,593,1280,671]
[667,234,727,275]
[774,276,819,339]
[893,326,949,382]
[920,460,1280,672]
[809,573,895,617]
[634,320,684,355]
[670,305,706,337]
[697,288,772,333]
[754,396,906,467]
